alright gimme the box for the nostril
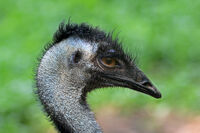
[141,81,153,88]
[139,79,162,98]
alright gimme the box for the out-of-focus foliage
[0,0,199,133]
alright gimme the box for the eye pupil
[105,58,113,65]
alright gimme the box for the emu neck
[41,84,101,133]
[37,70,102,133]
[37,39,102,133]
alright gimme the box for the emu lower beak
[101,71,162,99]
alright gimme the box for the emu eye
[101,57,118,68]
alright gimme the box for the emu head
[37,22,161,102]
[36,22,161,133]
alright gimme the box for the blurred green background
[0,0,200,133]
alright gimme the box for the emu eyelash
[103,52,126,60]
[99,53,126,65]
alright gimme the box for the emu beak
[101,68,162,99]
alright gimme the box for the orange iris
[101,57,116,68]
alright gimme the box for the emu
[36,22,161,133]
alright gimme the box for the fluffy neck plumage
[38,80,101,133]
[36,39,102,133]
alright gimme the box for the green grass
[0,0,200,132]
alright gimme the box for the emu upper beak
[101,68,162,98]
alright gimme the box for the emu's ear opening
[70,51,82,64]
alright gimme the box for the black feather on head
[53,21,112,44]
[48,21,135,65]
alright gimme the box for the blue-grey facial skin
[37,37,102,133]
